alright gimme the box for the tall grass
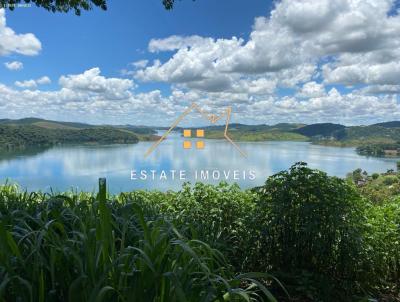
[0,181,277,302]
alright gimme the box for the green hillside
[293,123,346,138]
[311,126,400,147]
[189,123,308,141]
[0,125,141,151]
[205,129,308,141]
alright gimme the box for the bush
[382,175,398,185]
[255,162,367,301]
[362,198,400,294]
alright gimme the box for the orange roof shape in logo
[144,102,246,157]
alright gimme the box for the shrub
[255,162,367,301]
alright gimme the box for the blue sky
[0,0,399,126]
[1,0,270,92]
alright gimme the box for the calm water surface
[0,132,398,193]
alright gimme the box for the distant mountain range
[1,118,400,151]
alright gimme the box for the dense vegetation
[356,142,400,156]
[292,123,345,138]
[1,163,399,301]
[0,125,140,151]
[0,118,158,151]
[347,166,400,203]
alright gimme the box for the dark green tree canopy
[1,0,180,15]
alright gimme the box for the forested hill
[0,118,157,151]
[292,123,346,138]
[292,122,400,146]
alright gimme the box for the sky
[0,0,400,126]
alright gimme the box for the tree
[1,0,181,15]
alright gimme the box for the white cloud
[131,59,148,69]
[59,68,135,100]
[15,79,37,89]
[297,81,326,98]
[358,85,400,95]
[1,67,400,125]
[148,35,210,52]
[136,0,400,92]
[0,9,41,56]
[15,76,51,89]
[4,60,23,70]
[36,76,51,85]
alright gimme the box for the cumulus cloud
[136,0,400,93]
[297,82,326,98]
[148,35,210,52]
[131,59,148,69]
[0,68,183,124]
[15,76,51,89]
[0,9,41,56]
[36,76,51,85]
[4,60,23,70]
[59,68,134,100]
[1,66,400,125]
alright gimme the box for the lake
[0,132,399,193]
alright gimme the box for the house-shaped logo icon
[145,103,246,157]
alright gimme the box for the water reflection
[0,133,398,193]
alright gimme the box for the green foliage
[350,169,400,203]
[1,0,107,15]
[362,199,400,295]
[255,163,367,300]
[0,184,274,301]
[372,173,379,180]
[123,182,260,272]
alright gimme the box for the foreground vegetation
[1,163,399,301]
